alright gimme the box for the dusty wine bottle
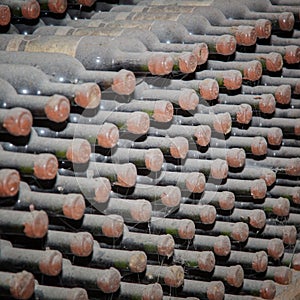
[35,122,119,149]
[0,270,35,300]
[0,63,101,109]
[15,181,85,220]
[0,34,175,75]
[0,239,62,276]
[0,78,70,123]
[0,51,137,95]
[0,146,58,180]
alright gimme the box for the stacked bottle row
[0,0,300,299]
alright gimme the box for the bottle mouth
[48,0,68,14]
[178,88,199,110]
[236,104,252,125]
[243,60,262,82]
[97,123,119,149]
[223,70,243,90]
[152,100,174,122]
[4,108,32,136]
[275,85,291,105]
[34,154,58,180]
[255,19,272,39]
[235,25,257,46]
[199,78,219,101]
[259,94,276,115]
[0,5,11,26]
[216,34,236,56]
[21,0,40,19]
[0,169,20,197]
[148,53,174,75]
[45,95,70,123]
[278,12,295,31]
[112,69,136,95]
[265,52,283,72]
[284,45,300,64]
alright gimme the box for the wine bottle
[45,230,94,257]
[85,18,237,56]
[0,34,175,75]
[99,98,174,123]
[54,173,111,204]
[0,239,62,276]
[74,161,137,188]
[150,217,195,240]
[16,181,85,220]
[173,249,215,273]
[102,197,152,224]
[0,0,40,19]
[134,81,199,111]
[192,234,231,257]
[60,259,121,294]
[92,147,164,172]
[0,63,101,109]
[120,226,175,257]
[0,51,136,95]
[0,209,48,238]
[32,28,199,74]
[248,224,297,245]
[70,111,150,135]
[119,135,188,159]
[170,203,216,225]
[35,122,119,149]
[0,78,70,123]
[196,221,249,242]
[84,10,257,46]
[173,112,232,135]
[0,270,35,300]
[0,107,32,136]
[0,146,58,180]
[206,178,267,200]
[79,214,124,239]
[86,241,147,273]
